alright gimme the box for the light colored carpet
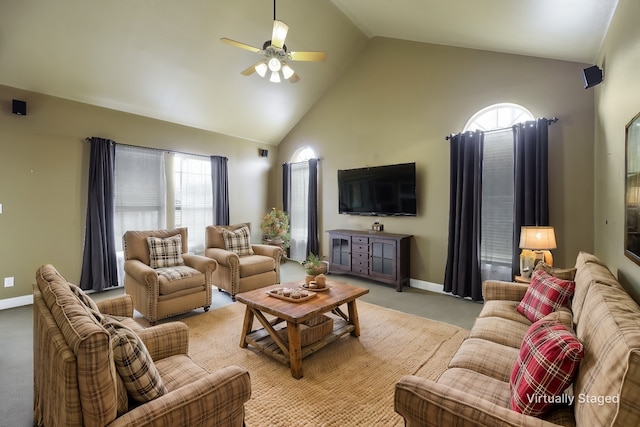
[182,300,469,426]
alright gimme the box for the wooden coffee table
[235,280,369,379]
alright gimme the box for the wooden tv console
[326,229,412,291]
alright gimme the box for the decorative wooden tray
[267,288,317,303]
[300,283,332,292]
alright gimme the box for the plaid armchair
[34,264,251,427]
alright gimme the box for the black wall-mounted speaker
[582,65,603,89]
[259,149,269,157]
[12,99,27,115]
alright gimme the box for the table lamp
[519,226,557,267]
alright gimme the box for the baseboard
[0,294,33,310]
[409,278,447,294]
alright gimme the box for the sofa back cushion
[573,280,640,426]
[572,251,621,325]
[123,228,188,266]
[36,264,118,426]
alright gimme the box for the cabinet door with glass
[368,238,396,281]
[328,233,351,273]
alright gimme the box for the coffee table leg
[286,321,303,379]
[347,300,361,337]
[239,306,254,348]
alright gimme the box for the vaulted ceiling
[0,0,618,145]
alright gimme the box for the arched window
[468,103,533,281]
[291,146,316,162]
[464,103,533,132]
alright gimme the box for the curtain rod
[444,117,558,141]
[85,137,227,160]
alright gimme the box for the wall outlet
[4,277,14,287]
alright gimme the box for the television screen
[338,162,417,216]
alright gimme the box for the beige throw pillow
[534,261,577,281]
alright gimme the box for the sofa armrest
[182,253,217,275]
[251,243,283,261]
[108,365,251,427]
[136,322,189,360]
[482,280,529,302]
[205,247,240,268]
[395,376,559,427]
[96,295,134,318]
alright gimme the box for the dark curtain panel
[211,155,229,225]
[282,162,291,214]
[80,137,118,291]
[444,131,484,301]
[512,118,550,274]
[306,159,319,256]
[282,162,291,258]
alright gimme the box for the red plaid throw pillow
[517,270,575,322]
[510,318,584,416]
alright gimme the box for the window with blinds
[114,145,213,263]
[481,129,514,266]
[114,145,166,252]
[464,104,534,278]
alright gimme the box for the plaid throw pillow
[222,226,254,256]
[510,318,584,416]
[100,316,167,403]
[147,234,184,268]
[517,270,575,323]
[68,283,100,312]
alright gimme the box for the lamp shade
[519,226,557,250]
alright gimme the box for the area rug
[181,301,468,427]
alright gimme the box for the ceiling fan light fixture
[268,57,282,72]
[270,71,281,83]
[282,64,294,80]
[255,62,268,77]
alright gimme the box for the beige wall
[277,37,595,287]
[0,85,277,302]
[594,0,640,300]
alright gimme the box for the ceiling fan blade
[288,73,300,84]
[220,38,262,53]
[289,51,327,62]
[271,20,289,49]
[240,64,257,76]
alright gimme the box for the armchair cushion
[157,266,205,295]
[222,225,254,256]
[101,315,168,403]
[147,234,185,268]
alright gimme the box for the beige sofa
[34,264,251,426]
[395,252,640,426]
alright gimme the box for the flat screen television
[338,162,417,216]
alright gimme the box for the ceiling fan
[220,0,326,83]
